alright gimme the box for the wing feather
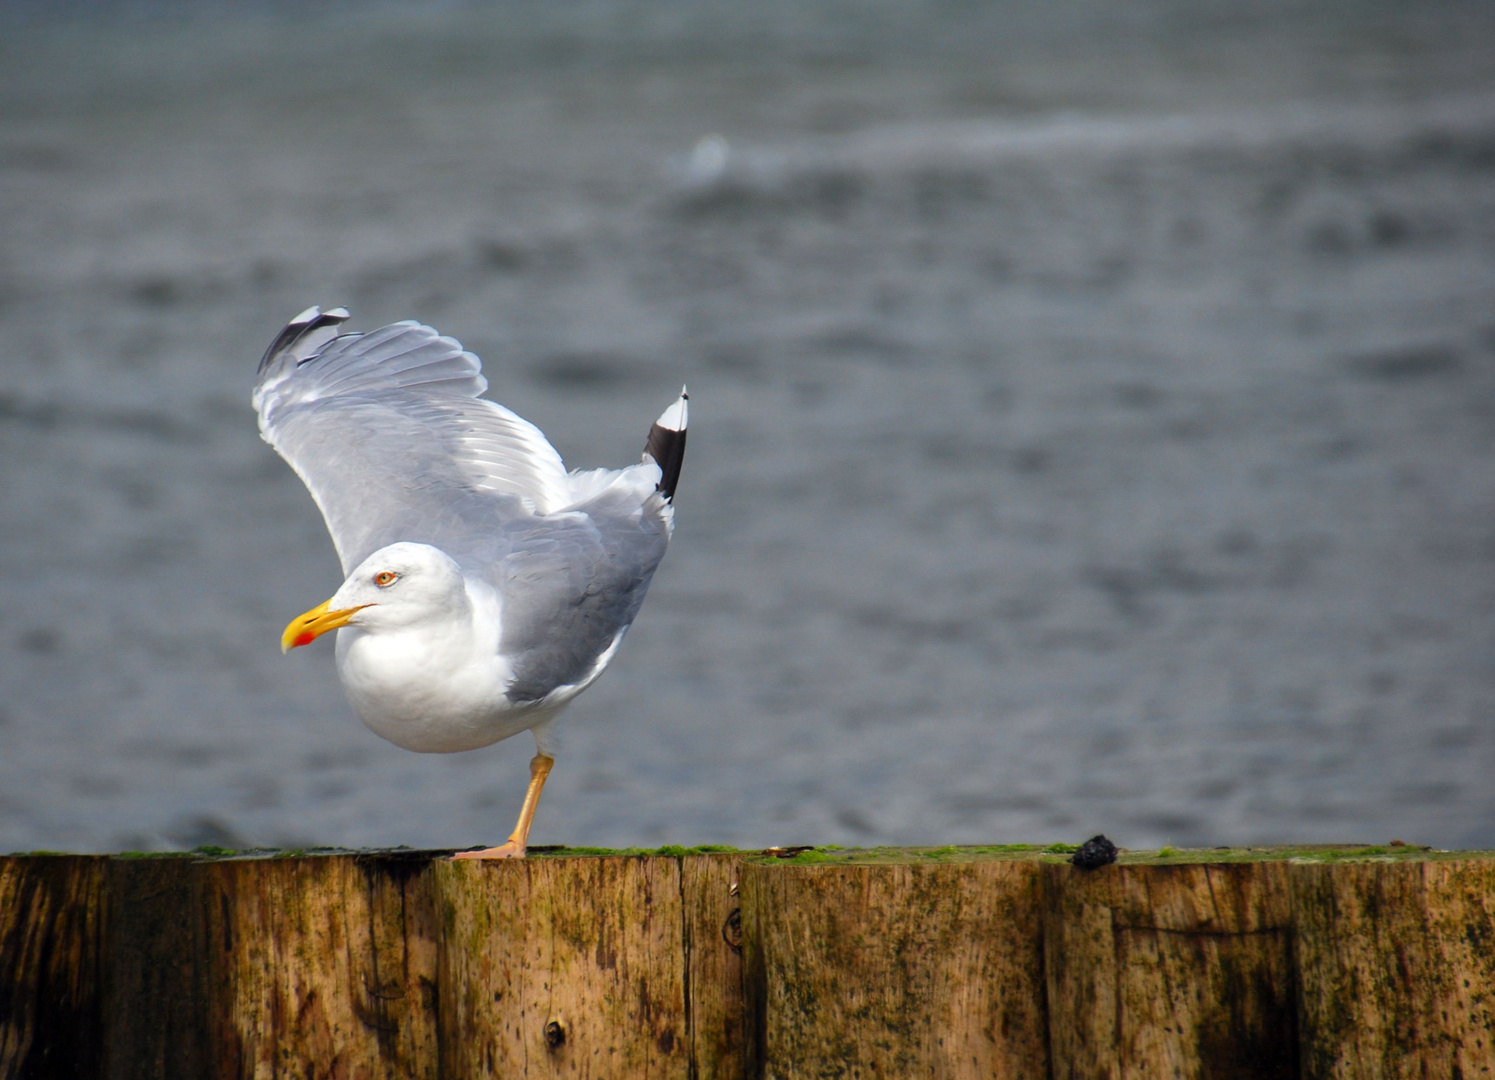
[253,308,572,572]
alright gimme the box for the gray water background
[3,1,1494,853]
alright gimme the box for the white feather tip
[655,388,688,432]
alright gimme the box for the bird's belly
[356,695,545,753]
[335,634,539,754]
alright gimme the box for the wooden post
[105,856,211,1078]
[1042,859,1298,1080]
[739,854,1048,1080]
[1293,858,1495,1079]
[104,851,441,1080]
[436,852,745,1079]
[6,846,1495,1077]
[0,856,108,1079]
[682,854,748,1080]
[439,855,688,1078]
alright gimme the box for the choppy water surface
[2,1,1494,852]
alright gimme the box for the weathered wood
[0,856,108,1080]
[208,852,440,1079]
[103,851,441,1080]
[438,855,692,1078]
[682,854,748,1080]
[437,852,748,1079]
[1043,859,1298,1080]
[8,845,1495,1078]
[740,854,1048,1080]
[104,857,211,1078]
[1293,858,1495,1079]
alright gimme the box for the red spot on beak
[294,632,316,648]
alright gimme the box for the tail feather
[645,387,688,502]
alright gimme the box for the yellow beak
[281,598,374,653]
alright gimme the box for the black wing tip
[646,387,688,500]
[646,424,687,501]
[257,305,352,373]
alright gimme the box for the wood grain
[682,853,748,1080]
[1293,858,1495,1079]
[0,856,108,1080]
[103,852,440,1080]
[1043,860,1298,1080]
[437,855,691,1079]
[740,856,1048,1080]
[205,852,440,1079]
[104,856,210,1079]
[9,847,1495,1077]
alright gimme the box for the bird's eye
[374,571,398,587]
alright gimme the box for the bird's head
[281,542,467,652]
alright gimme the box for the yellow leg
[453,753,555,860]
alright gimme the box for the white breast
[332,584,542,753]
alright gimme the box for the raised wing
[253,307,573,573]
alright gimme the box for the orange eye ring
[374,571,398,587]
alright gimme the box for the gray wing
[253,307,574,574]
[497,496,672,703]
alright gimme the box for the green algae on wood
[683,853,749,1080]
[105,852,442,1080]
[743,843,1048,867]
[1294,857,1495,1079]
[8,845,1495,1077]
[437,852,747,1080]
[1044,859,1298,1080]
[526,843,741,858]
[740,856,1048,1080]
[738,842,1489,867]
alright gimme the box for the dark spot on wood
[722,907,743,953]
[1194,933,1299,1080]
[219,889,234,953]
[354,848,438,888]
[544,1018,567,1050]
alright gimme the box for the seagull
[253,306,687,858]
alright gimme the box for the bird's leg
[453,753,555,859]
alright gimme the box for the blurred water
[2,1,1494,853]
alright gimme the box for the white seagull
[253,306,687,858]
